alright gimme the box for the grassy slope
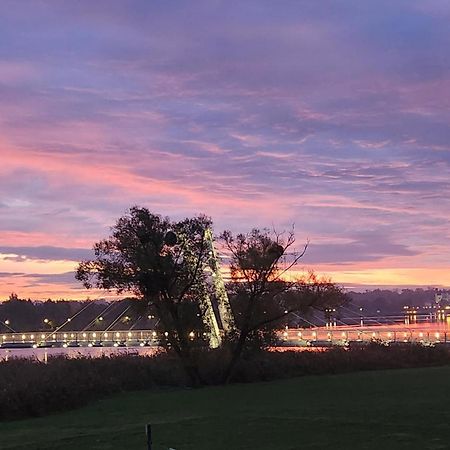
[2,366,450,450]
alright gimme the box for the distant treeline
[0,288,447,333]
[0,294,153,333]
[348,288,445,315]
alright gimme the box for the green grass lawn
[2,366,450,450]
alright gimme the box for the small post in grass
[146,424,152,450]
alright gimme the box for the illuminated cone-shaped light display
[200,228,235,348]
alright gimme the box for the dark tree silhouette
[76,206,212,385]
[221,228,349,382]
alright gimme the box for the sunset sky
[1,1,450,299]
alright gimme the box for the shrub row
[1,343,450,420]
[229,343,450,383]
[0,352,186,420]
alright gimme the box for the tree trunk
[179,350,203,387]
[222,330,248,384]
[155,294,203,386]
[167,329,203,387]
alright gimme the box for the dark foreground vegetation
[2,364,450,450]
[2,343,450,421]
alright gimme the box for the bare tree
[221,228,348,382]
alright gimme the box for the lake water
[0,345,161,361]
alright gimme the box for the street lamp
[43,318,54,330]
